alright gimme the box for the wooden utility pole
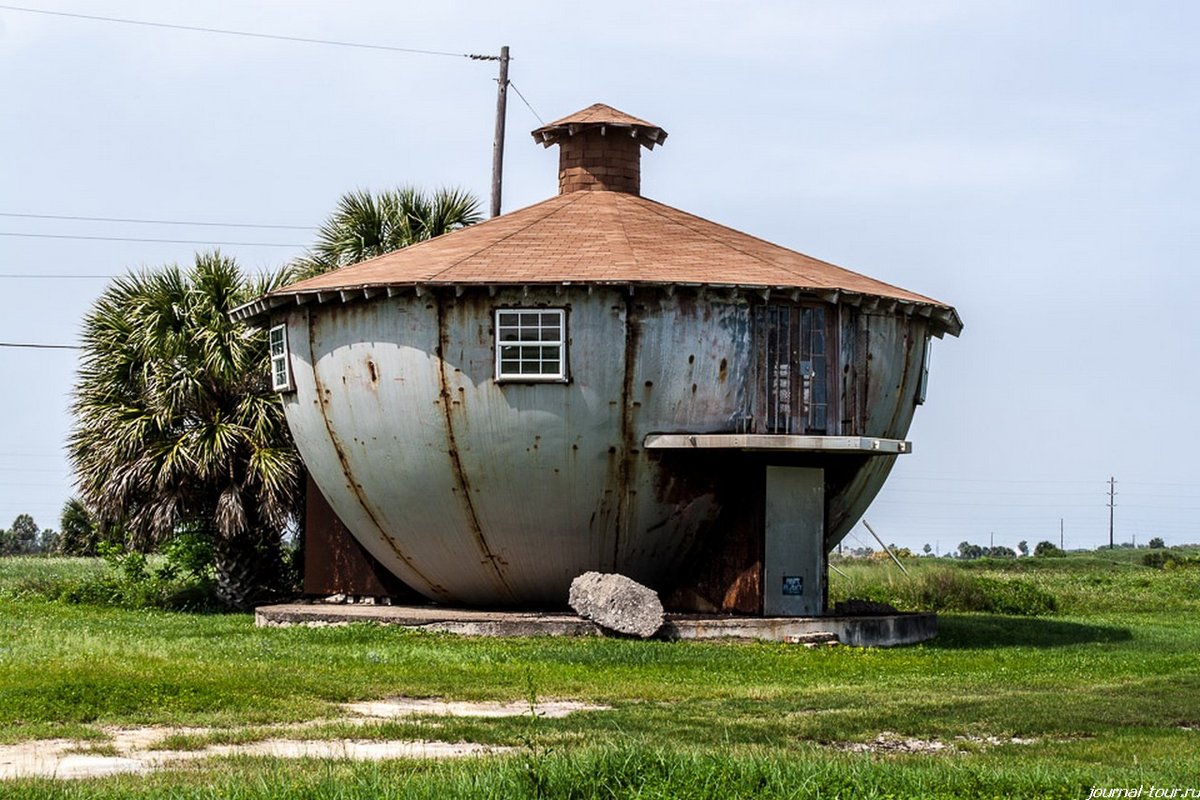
[1108,476,1116,549]
[1060,517,1064,550]
[489,45,510,218]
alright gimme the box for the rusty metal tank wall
[278,287,930,606]
[824,308,930,548]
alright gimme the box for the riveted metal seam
[306,312,446,598]
[435,294,516,601]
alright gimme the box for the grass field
[1,552,1198,798]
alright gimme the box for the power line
[885,488,1100,497]
[892,475,1099,485]
[508,81,545,125]
[0,467,69,473]
[0,232,303,247]
[0,212,314,230]
[0,342,78,350]
[873,500,1098,509]
[0,4,482,59]
[0,274,117,279]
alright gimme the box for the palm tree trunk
[213,530,284,610]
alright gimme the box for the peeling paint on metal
[280,284,940,606]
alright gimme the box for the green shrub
[1034,541,1066,557]
[159,530,215,580]
[974,576,1058,615]
[829,564,1059,616]
[53,545,220,611]
[1142,551,1200,570]
[913,568,989,611]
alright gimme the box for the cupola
[531,102,667,196]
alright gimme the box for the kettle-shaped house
[235,103,962,616]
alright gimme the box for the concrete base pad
[256,603,936,647]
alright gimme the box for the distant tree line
[0,514,55,555]
[837,535,1171,562]
[0,501,126,556]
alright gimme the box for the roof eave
[231,281,962,337]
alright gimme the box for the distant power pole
[489,45,511,218]
[1108,476,1117,550]
[1060,517,1064,550]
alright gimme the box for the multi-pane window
[751,304,827,434]
[494,309,566,381]
[915,336,932,406]
[269,324,293,392]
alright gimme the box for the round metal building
[236,104,962,616]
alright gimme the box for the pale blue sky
[1,1,1197,552]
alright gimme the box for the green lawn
[1,554,1198,798]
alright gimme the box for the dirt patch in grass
[825,732,1040,754]
[0,697,605,780]
[342,697,608,720]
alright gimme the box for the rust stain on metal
[278,283,945,609]
[612,295,641,568]
[307,321,447,598]
[883,328,916,436]
[302,475,422,600]
[435,296,516,599]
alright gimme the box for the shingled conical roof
[237,104,961,336]
[531,102,667,151]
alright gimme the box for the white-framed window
[494,308,567,382]
[915,335,932,406]
[269,323,294,392]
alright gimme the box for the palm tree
[57,498,100,556]
[69,251,301,608]
[295,186,482,277]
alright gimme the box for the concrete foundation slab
[255,604,936,647]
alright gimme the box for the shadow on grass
[928,614,1132,649]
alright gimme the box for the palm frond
[69,250,302,555]
[295,185,483,277]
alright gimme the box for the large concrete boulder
[568,572,664,638]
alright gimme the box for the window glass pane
[811,308,825,355]
[496,309,566,379]
[269,326,291,391]
[269,327,285,356]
